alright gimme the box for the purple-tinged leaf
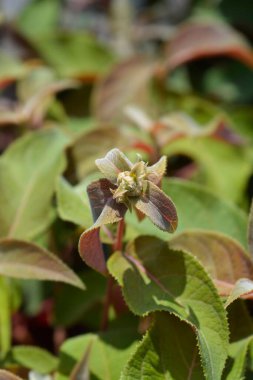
[146,156,167,185]
[87,179,117,222]
[134,181,178,232]
[0,239,85,290]
[79,197,127,274]
[95,149,132,183]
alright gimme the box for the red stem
[100,218,125,331]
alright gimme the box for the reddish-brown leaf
[164,22,253,71]
[92,56,157,122]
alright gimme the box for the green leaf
[166,180,247,247]
[16,0,60,39]
[0,239,85,289]
[0,278,11,358]
[56,329,137,380]
[121,313,204,380]
[170,231,253,299]
[108,236,229,380]
[0,128,68,240]
[56,177,93,227]
[54,271,106,327]
[0,52,27,86]
[33,32,115,78]
[162,137,251,203]
[11,346,58,374]
[126,179,248,248]
[223,337,253,380]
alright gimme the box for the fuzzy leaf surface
[108,236,229,380]
[121,313,204,380]
[170,231,253,298]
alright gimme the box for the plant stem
[113,218,125,252]
[100,218,125,331]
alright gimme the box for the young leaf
[56,329,137,380]
[79,180,127,274]
[0,239,85,290]
[134,181,178,232]
[11,346,58,374]
[0,128,68,240]
[108,236,229,380]
[170,231,253,294]
[121,313,204,380]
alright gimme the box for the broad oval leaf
[108,236,229,380]
[170,231,253,290]
[0,239,85,290]
[0,128,68,240]
[121,313,204,380]
[165,22,253,71]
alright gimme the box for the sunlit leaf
[0,278,11,358]
[56,329,137,380]
[33,32,115,79]
[11,346,58,374]
[108,236,229,380]
[163,136,252,203]
[122,313,204,380]
[56,177,93,228]
[0,128,68,240]
[0,239,85,289]
[225,279,253,307]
